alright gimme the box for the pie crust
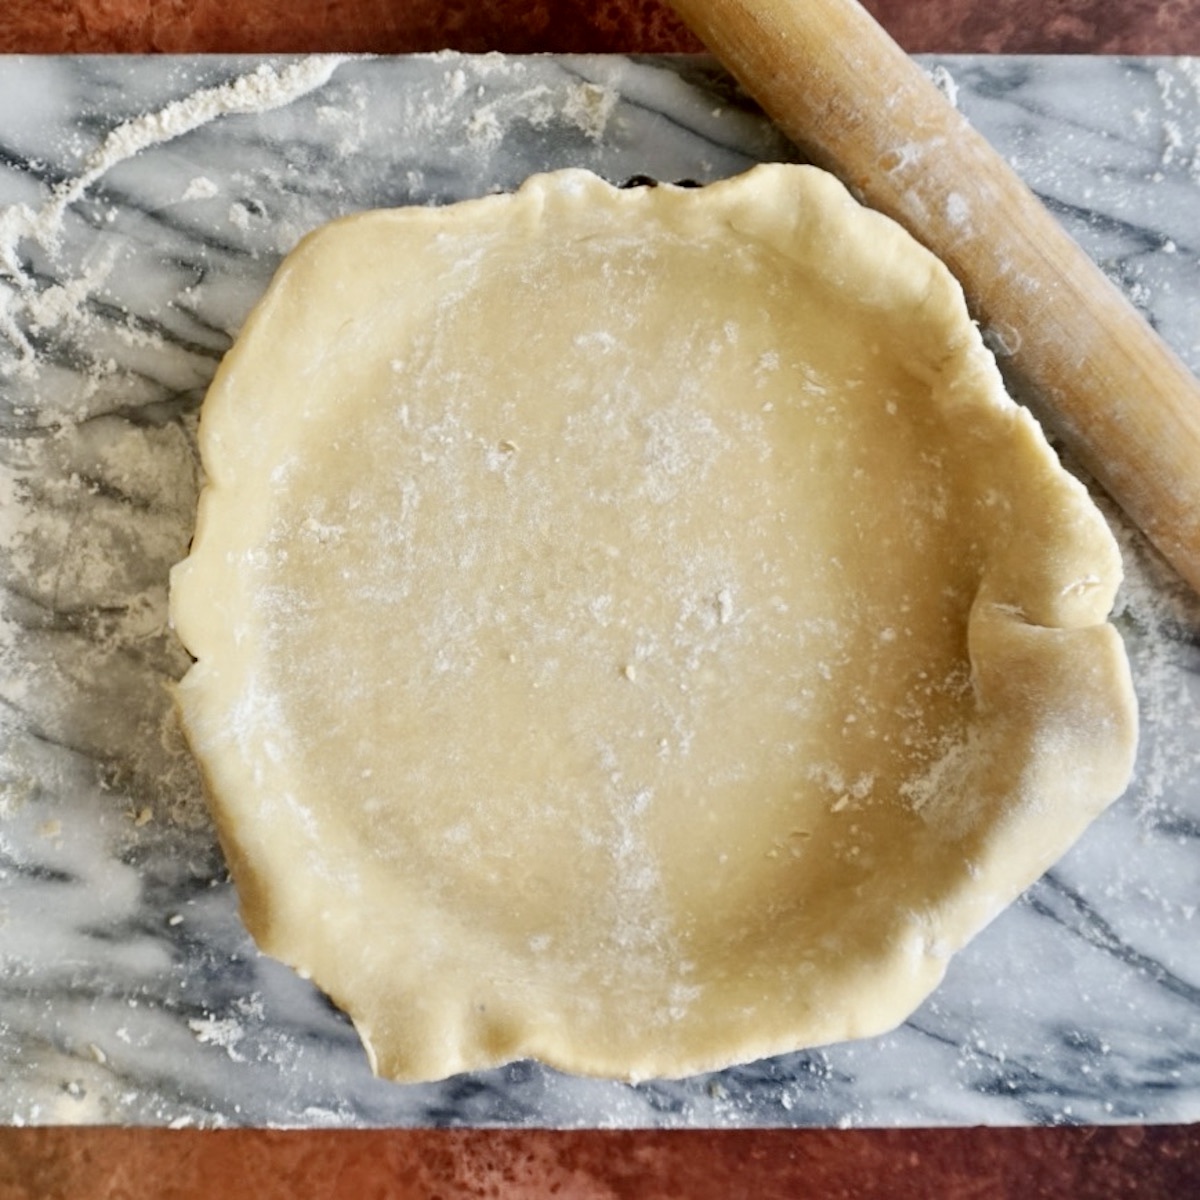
[170,165,1138,1082]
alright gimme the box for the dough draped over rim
[170,164,1138,1082]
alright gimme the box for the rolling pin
[669,0,1200,595]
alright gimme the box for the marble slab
[0,53,1197,1129]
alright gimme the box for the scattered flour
[0,56,350,374]
[187,1015,246,1062]
[465,79,618,151]
[926,63,960,109]
[945,191,971,229]
[0,52,1197,1126]
[1103,498,1200,818]
[1,58,359,837]
[563,81,620,140]
[1154,63,1200,177]
[228,201,254,231]
[180,176,219,202]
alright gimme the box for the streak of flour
[0,56,351,373]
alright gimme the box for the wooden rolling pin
[670,0,1200,595]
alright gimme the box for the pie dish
[170,165,1138,1081]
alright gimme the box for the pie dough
[170,164,1138,1083]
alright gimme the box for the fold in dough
[170,164,1138,1082]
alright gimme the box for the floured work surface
[2,55,1199,1125]
[171,164,1136,1082]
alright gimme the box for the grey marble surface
[0,53,1198,1129]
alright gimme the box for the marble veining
[0,53,1197,1128]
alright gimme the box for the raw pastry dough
[170,165,1138,1083]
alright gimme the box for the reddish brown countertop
[0,2,1197,1196]
[1,1126,1198,1198]
[1,0,1199,54]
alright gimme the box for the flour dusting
[1105,497,1200,817]
[1,52,1197,1128]
[0,58,356,842]
[0,56,350,376]
[926,63,960,109]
